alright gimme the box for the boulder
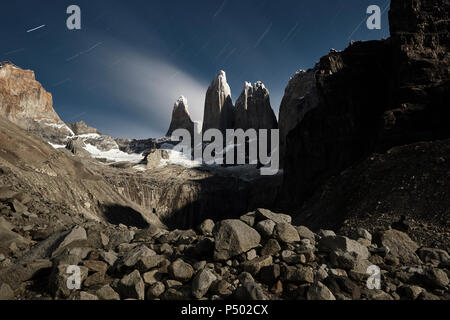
[255,220,276,238]
[233,282,267,300]
[374,229,420,264]
[169,259,194,283]
[96,285,120,300]
[255,208,292,224]
[241,256,273,276]
[274,223,300,243]
[52,226,87,258]
[319,235,369,260]
[214,220,261,261]
[192,269,217,299]
[117,270,145,300]
[198,219,215,236]
[307,282,336,300]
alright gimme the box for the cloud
[80,37,209,137]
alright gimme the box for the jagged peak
[175,96,188,107]
[173,96,191,116]
[217,70,226,79]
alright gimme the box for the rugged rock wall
[235,82,278,131]
[101,166,282,229]
[0,62,73,143]
[202,71,235,134]
[279,0,450,212]
[67,121,100,135]
[0,117,162,228]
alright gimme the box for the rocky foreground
[0,196,448,300]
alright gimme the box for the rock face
[234,82,278,131]
[280,0,450,212]
[0,62,74,143]
[278,69,318,162]
[166,96,195,138]
[67,121,99,136]
[0,116,162,228]
[202,71,234,133]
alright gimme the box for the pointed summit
[234,81,278,131]
[166,96,195,137]
[202,70,234,133]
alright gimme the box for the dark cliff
[279,0,449,213]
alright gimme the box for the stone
[169,259,194,283]
[399,285,423,300]
[143,270,162,285]
[49,264,89,299]
[210,280,232,296]
[202,71,235,133]
[99,250,118,266]
[307,282,336,300]
[117,245,156,272]
[147,282,165,299]
[319,235,369,260]
[52,226,87,258]
[96,285,120,300]
[0,225,30,250]
[417,248,449,265]
[84,272,105,287]
[285,266,314,284]
[166,96,195,138]
[214,220,261,261]
[274,223,300,243]
[0,283,14,300]
[82,260,108,274]
[295,226,316,244]
[318,230,336,237]
[238,272,255,284]
[108,230,135,250]
[374,229,419,264]
[357,228,372,241]
[246,249,257,261]
[136,255,165,272]
[422,267,449,289]
[192,269,217,299]
[255,208,292,224]
[198,219,215,236]
[240,212,256,227]
[261,239,281,256]
[365,289,393,300]
[145,149,170,169]
[241,256,273,276]
[260,264,281,285]
[117,270,145,300]
[255,220,276,238]
[233,282,267,300]
[75,292,99,300]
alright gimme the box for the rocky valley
[0,0,448,301]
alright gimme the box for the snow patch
[48,142,66,149]
[83,143,144,163]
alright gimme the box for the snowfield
[82,143,144,163]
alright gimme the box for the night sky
[1,0,390,139]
